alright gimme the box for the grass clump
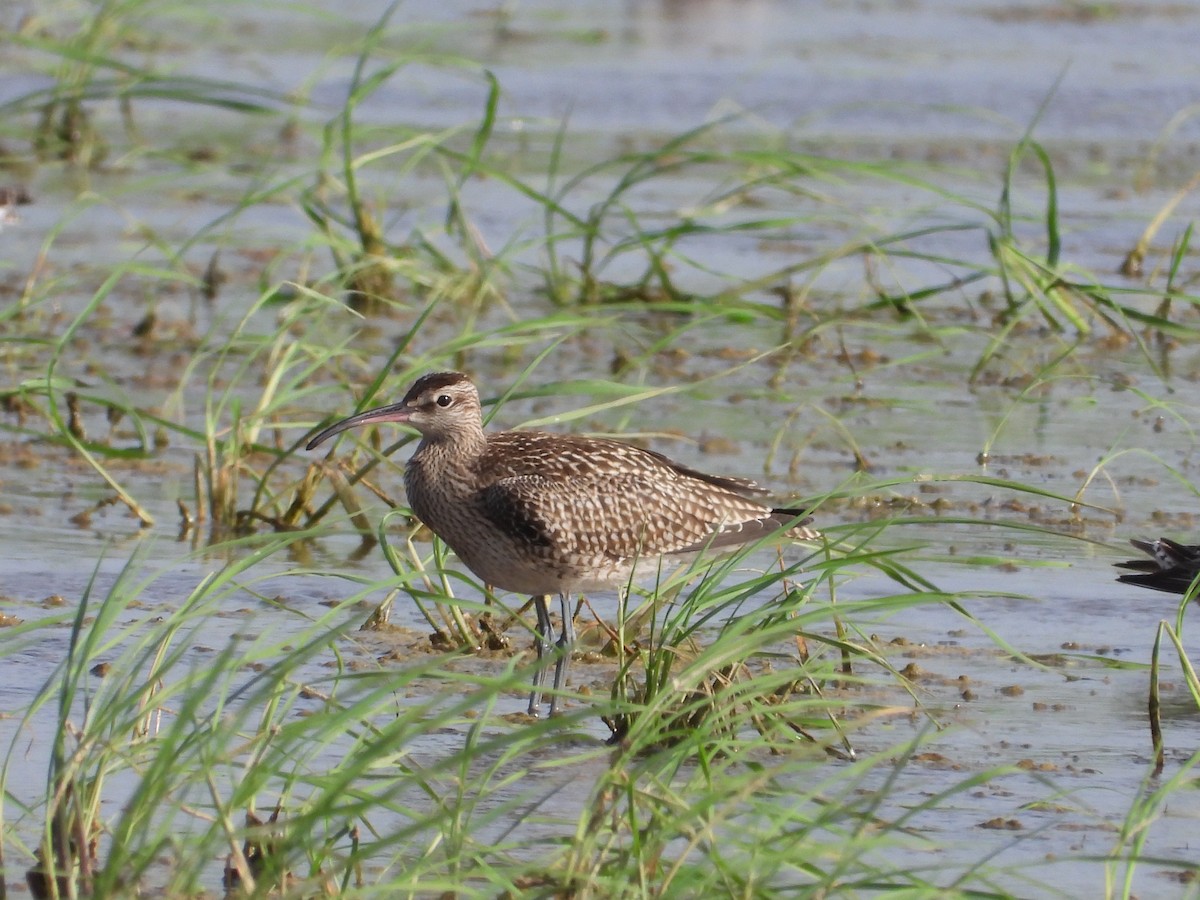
[7,0,288,170]
[4,516,1065,897]
[1,534,542,895]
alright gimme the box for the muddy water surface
[3,1,1200,895]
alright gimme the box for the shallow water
[4,0,1200,895]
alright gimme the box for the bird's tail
[771,508,821,542]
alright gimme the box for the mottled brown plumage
[307,371,820,715]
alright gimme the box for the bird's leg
[528,594,554,716]
[549,592,575,716]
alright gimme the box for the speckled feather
[390,372,819,597]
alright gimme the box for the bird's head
[306,371,482,449]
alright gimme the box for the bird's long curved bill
[305,402,413,450]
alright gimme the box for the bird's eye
[436,394,453,408]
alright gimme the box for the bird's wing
[483,431,770,496]
[480,470,786,561]
[1115,537,1200,593]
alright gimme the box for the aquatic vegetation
[3,0,1200,896]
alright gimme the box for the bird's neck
[406,427,488,523]
[415,425,488,467]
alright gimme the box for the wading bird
[307,372,820,716]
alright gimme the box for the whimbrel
[307,371,820,716]
[1116,537,1200,595]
